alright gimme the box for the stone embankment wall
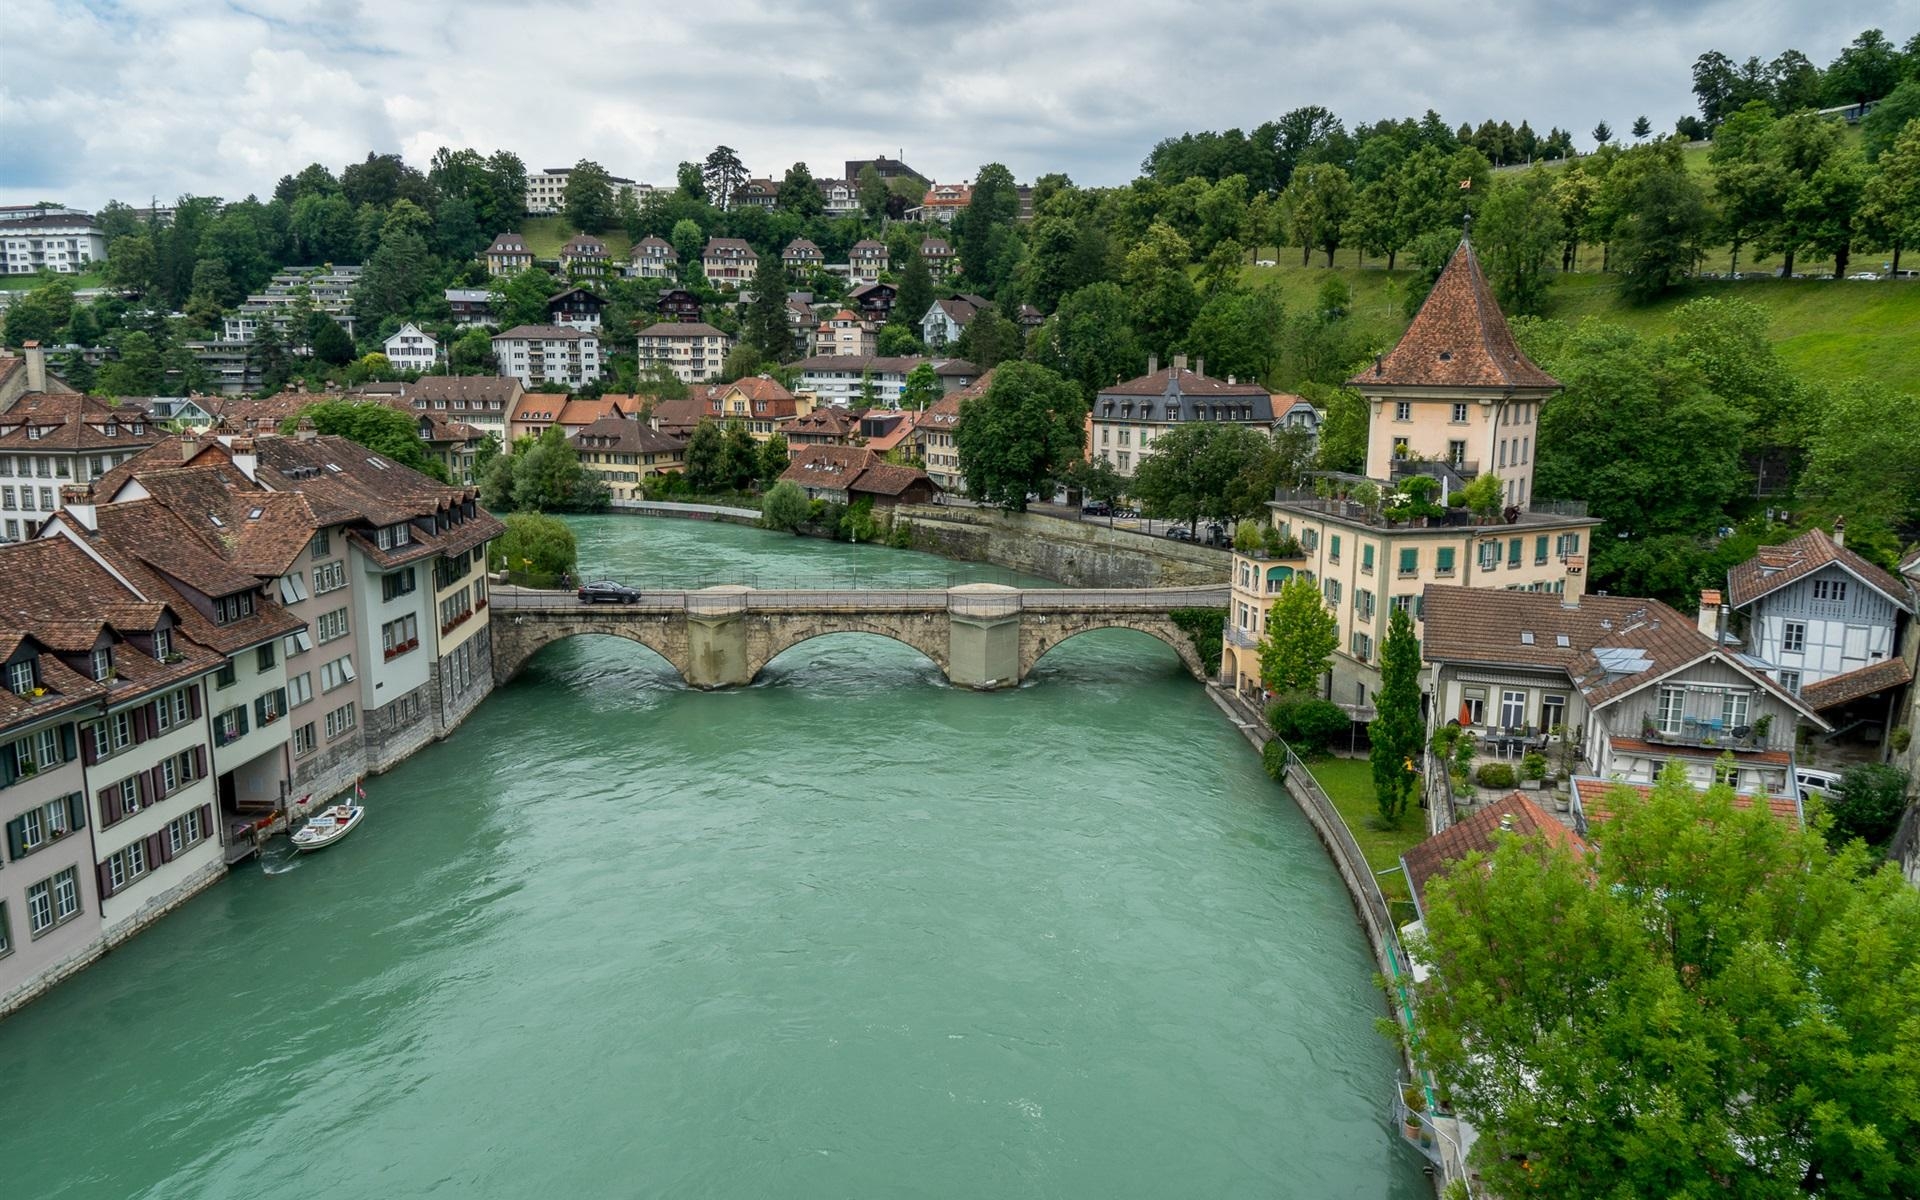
[890,504,1229,588]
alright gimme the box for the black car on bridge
[577,580,643,604]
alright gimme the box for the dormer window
[92,646,112,681]
[153,627,172,661]
[214,592,256,625]
[8,659,35,696]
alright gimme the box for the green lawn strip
[1303,755,1425,916]
[520,216,632,263]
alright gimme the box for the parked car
[1255,259,1277,267]
[1794,767,1845,797]
[577,580,642,604]
[1166,526,1195,541]
[1849,272,1881,281]
[1081,500,1112,517]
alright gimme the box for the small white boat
[290,804,365,852]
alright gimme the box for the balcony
[1224,625,1259,649]
[1635,712,1779,753]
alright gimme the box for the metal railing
[488,583,1230,615]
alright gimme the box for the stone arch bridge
[489,583,1227,690]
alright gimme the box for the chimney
[1832,516,1845,548]
[59,484,95,530]
[23,340,46,393]
[1194,356,1205,377]
[1697,589,1722,640]
[295,416,317,441]
[1227,374,1236,385]
[1147,353,1158,375]
[178,431,198,461]
[1498,813,1515,832]
[1172,353,1189,372]
[229,436,258,480]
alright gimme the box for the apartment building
[848,240,888,284]
[490,325,602,389]
[701,238,758,287]
[525,169,647,216]
[920,293,991,348]
[1089,355,1278,478]
[629,237,677,280]
[446,288,495,328]
[559,234,610,280]
[0,537,230,1016]
[812,310,878,358]
[920,238,956,280]
[635,322,732,384]
[1224,236,1598,713]
[385,375,523,443]
[0,211,107,275]
[782,238,824,275]
[382,323,439,373]
[221,266,360,343]
[0,392,163,543]
[485,233,533,277]
[569,418,687,500]
[693,376,801,442]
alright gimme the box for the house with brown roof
[547,287,606,332]
[701,238,758,287]
[911,374,983,495]
[1420,585,1829,803]
[629,236,677,280]
[386,375,524,443]
[559,233,610,280]
[1091,353,1277,480]
[1229,235,1600,715]
[812,309,877,358]
[656,287,702,323]
[508,394,633,443]
[848,281,895,323]
[0,392,164,544]
[919,237,956,280]
[849,239,888,284]
[1401,793,1587,922]
[779,445,936,507]
[0,533,234,1016]
[568,417,686,501]
[783,405,861,448]
[1567,778,1803,837]
[694,376,801,442]
[1724,524,1914,733]
[919,292,992,348]
[646,397,710,440]
[484,232,532,277]
[782,238,823,274]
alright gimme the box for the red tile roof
[1571,777,1801,828]
[1100,366,1269,398]
[0,392,165,452]
[1796,658,1913,711]
[779,444,935,499]
[1401,794,1586,918]
[1350,238,1558,391]
[1725,526,1913,611]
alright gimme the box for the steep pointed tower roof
[1351,238,1558,391]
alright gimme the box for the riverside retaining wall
[891,504,1230,588]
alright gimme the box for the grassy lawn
[521,216,632,262]
[0,269,107,291]
[1304,755,1425,920]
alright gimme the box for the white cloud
[0,0,1911,208]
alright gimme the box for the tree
[1825,27,1903,106]
[894,246,935,334]
[757,432,790,486]
[720,420,758,492]
[1474,169,1564,316]
[487,512,578,584]
[286,400,449,482]
[857,164,888,220]
[562,160,615,233]
[488,425,608,511]
[1257,575,1336,696]
[1800,380,1920,562]
[95,329,164,395]
[490,265,560,329]
[1630,115,1652,140]
[1615,154,1711,301]
[2,278,75,347]
[898,362,942,411]
[743,252,792,361]
[309,316,355,366]
[1407,768,1920,1199]
[675,161,706,203]
[356,230,433,331]
[1861,80,1920,160]
[955,308,1022,370]
[1122,220,1199,359]
[682,418,726,493]
[1860,117,1920,274]
[1368,607,1421,828]
[778,162,824,218]
[105,232,158,295]
[1187,285,1286,383]
[1590,120,1613,145]
[876,324,922,357]
[1129,422,1285,531]
[953,361,1085,511]
[1062,456,1125,508]
[1283,163,1355,267]
[669,219,704,273]
[760,479,810,532]
[1038,281,1144,399]
[1825,764,1913,848]
[702,146,747,210]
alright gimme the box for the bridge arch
[1018,616,1209,684]
[745,615,952,683]
[491,613,695,685]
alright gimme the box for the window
[1555,532,1582,557]
[213,592,256,625]
[1478,541,1499,570]
[9,659,35,695]
[1391,594,1413,614]
[1302,529,1318,551]
[1500,690,1527,730]
[166,808,205,855]
[325,703,357,739]
[382,615,419,658]
[0,901,9,957]
[1447,439,1467,466]
[313,561,347,593]
[257,643,276,672]
[1812,579,1847,603]
[1328,535,1341,563]
[1398,547,1418,576]
[313,530,332,561]
[320,656,356,692]
[376,523,413,551]
[215,660,236,689]
[28,866,82,934]
[1461,687,1486,725]
[279,573,309,604]
[1778,670,1801,694]
[1350,631,1373,662]
[254,687,287,725]
[1507,538,1522,568]
[106,843,147,894]
[1392,436,1409,459]
[316,608,349,643]
[1541,694,1567,733]
[1354,589,1375,619]
[1323,579,1341,607]
[381,568,417,602]
[1715,762,1740,789]
[1535,535,1549,565]
[153,687,190,731]
[284,630,313,658]
[1361,544,1374,573]
[153,627,171,661]
[1394,401,1411,421]
[1450,402,1468,423]
[216,706,248,746]
[1656,686,1685,736]
[288,672,313,707]
[1722,690,1750,730]
[293,722,317,756]
[1782,621,1806,653]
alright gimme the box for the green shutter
[1535,535,1548,563]
[1362,544,1374,569]
[1399,548,1417,573]
[5,816,23,859]
[60,724,76,763]
[1437,547,1455,572]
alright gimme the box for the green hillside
[520,216,632,262]
[1241,252,1920,393]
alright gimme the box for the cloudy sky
[1,0,1910,209]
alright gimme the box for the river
[0,515,1427,1198]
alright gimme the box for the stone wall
[890,504,1230,588]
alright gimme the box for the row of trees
[1691,28,1920,125]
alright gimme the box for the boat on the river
[290,803,364,852]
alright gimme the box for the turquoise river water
[0,516,1427,1198]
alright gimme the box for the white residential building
[525,168,649,216]
[490,325,602,389]
[634,323,732,385]
[382,324,439,374]
[0,212,107,275]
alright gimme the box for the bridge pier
[684,587,752,689]
[947,584,1023,689]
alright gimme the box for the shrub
[1233,520,1263,552]
[1169,607,1227,672]
[1824,763,1912,849]
[1521,751,1548,781]
[1267,697,1352,755]
[486,511,578,586]
[839,497,878,542]
[1431,723,1461,757]
[1263,526,1301,558]
[759,480,810,533]
[1892,727,1912,754]
[1262,739,1288,781]
[887,518,914,549]
[1475,762,1517,789]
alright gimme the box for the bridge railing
[489,584,1230,614]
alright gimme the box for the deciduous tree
[760,479,809,532]
[953,361,1084,511]
[1368,606,1421,828]
[1257,574,1336,696]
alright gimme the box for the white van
[1795,768,1845,797]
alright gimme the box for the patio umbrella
[1458,700,1471,726]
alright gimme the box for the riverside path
[488,582,1228,689]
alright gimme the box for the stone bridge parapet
[488,584,1225,690]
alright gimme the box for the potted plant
[1750,713,1773,747]
[1402,1085,1426,1140]
[1521,750,1548,789]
